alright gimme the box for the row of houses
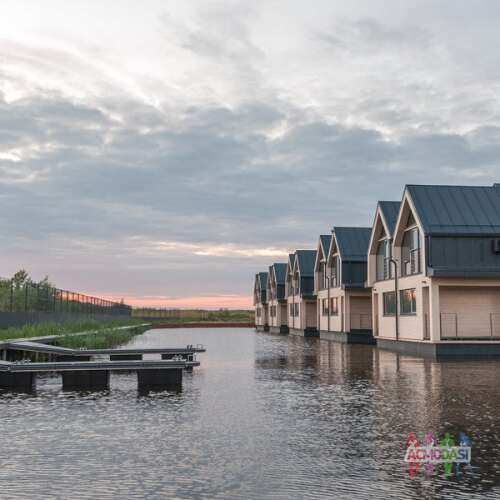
[253,183,500,357]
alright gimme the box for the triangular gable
[393,189,425,247]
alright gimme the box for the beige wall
[372,274,428,341]
[350,294,372,330]
[439,282,500,339]
[255,304,268,327]
[287,295,317,330]
[268,299,288,327]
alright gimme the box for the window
[402,227,420,276]
[322,298,329,316]
[330,297,338,315]
[319,262,327,290]
[294,303,300,317]
[330,256,339,287]
[400,288,417,315]
[289,303,293,316]
[256,307,261,317]
[383,292,396,316]
[376,238,391,281]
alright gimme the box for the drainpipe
[390,258,399,341]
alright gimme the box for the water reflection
[0,328,500,499]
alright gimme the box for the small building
[286,250,318,336]
[253,272,269,331]
[317,226,373,343]
[368,184,500,357]
[267,263,289,334]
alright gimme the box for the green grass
[0,318,146,342]
[55,325,146,349]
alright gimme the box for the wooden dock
[0,335,206,391]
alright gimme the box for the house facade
[253,272,269,331]
[286,250,318,336]
[267,263,289,333]
[316,227,374,343]
[368,184,500,356]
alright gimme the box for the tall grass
[55,325,145,349]
[0,318,146,342]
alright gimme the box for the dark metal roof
[319,234,332,257]
[378,201,400,237]
[271,263,287,284]
[406,184,500,236]
[333,227,371,262]
[295,250,317,276]
[258,272,268,289]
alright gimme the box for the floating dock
[0,337,206,391]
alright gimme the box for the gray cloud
[2,4,500,302]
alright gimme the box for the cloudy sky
[1,0,500,308]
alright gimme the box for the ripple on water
[0,328,499,499]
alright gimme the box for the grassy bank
[55,324,146,349]
[135,309,253,323]
[0,318,146,342]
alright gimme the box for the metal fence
[0,278,131,316]
[441,312,500,339]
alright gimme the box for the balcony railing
[440,312,500,339]
[350,313,372,331]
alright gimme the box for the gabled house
[267,262,289,334]
[286,250,318,336]
[319,226,373,343]
[253,272,269,331]
[367,201,401,331]
[370,184,500,356]
[314,234,332,331]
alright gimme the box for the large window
[402,226,420,276]
[319,262,327,290]
[383,292,396,316]
[400,288,417,315]
[376,238,391,281]
[330,256,340,287]
[330,297,338,315]
[322,298,329,316]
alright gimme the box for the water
[1,328,500,499]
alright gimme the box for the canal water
[2,328,500,499]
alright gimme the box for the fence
[0,278,131,316]
[440,312,500,339]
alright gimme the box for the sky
[1,0,500,308]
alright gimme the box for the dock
[0,336,206,391]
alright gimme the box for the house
[317,226,373,343]
[286,250,318,336]
[314,234,332,330]
[253,272,269,331]
[368,184,500,357]
[267,262,289,333]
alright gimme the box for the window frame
[383,291,397,316]
[329,297,338,316]
[400,288,417,315]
